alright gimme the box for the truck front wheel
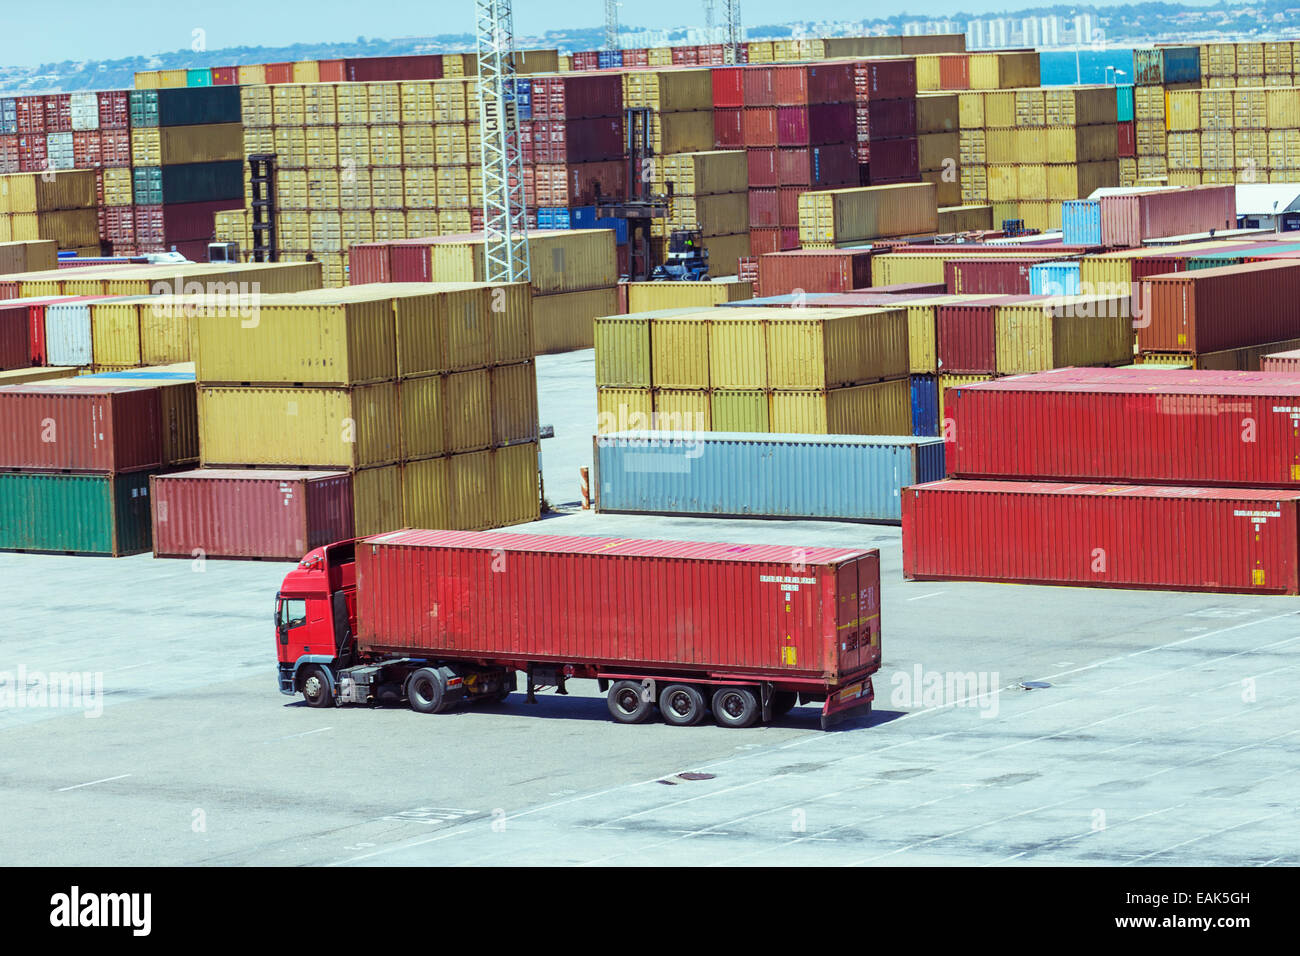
[407,668,447,715]
[712,687,759,728]
[300,666,334,708]
[607,680,654,724]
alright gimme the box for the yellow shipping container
[937,204,992,234]
[668,192,748,236]
[650,311,710,388]
[1266,88,1300,129]
[335,85,369,124]
[134,71,160,89]
[489,362,539,446]
[918,132,958,172]
[766,307,908,388]
[708,312,768,389]
[597,386,654,433]
[1045,125,1120,163]
[136,123,245,165]
[1047,161,1118,199]
[490,440,540,527]
[396,375,445,459]
[432,79,468,122]
[1198,89,1235,130]
[534,287,618,354]
[399,80,434,121]
[0,169,95,213]
[916,56,941,92]
[594,313,652,387]
[0,239,57,275]
[994,296,1133,373]
[197,382,400,468]
[401,456,453,527]
[0,365,78,385]
[441,369,492,453]
[626,279,751,313]
[1045,86,1117,125]
[423,229,616,296]
[798,183,938,244]
[367,83,401,124]
[700,233,750,277]
[957,91,985,128]
[985,164,1018,202]
[303,84,337,125]
[272,85,305,125]
[625,68,713,112]
[661,150,747,195]
[238,64,267,85]
[958,129,986,164]
[769,378,911,435]
[649,111,715,154]
[1014,88,1046,126]
[158,69,187,88]
[923,170,962,208]
[1135,85,1165,121]
[1233,88,1268,129]
[969,51,1040,90]
[653,388,711,431]
[983,89,1017,126]
[1264,42,1293,75]
[702,388,766,431]
[352,464,402,537]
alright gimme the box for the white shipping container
[70,93,100,131]
[44,303,93,366]
[45,131,75,170]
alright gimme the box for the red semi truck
[275,529,881,729]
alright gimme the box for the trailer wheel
[407,668,447,715]
[607,680,654,724]
[659,684,706,727]
[773,691,799,717]
[300,666,334,708]
[712,687,759,728]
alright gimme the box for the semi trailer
[276,529,881,729]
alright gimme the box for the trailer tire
[773,691,799,717]
[407,668,447,715]
[659,684,706,727]
[607,680,654,724]
[300,666,334,708]
[712,686,759,728]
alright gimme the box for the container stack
[594,305,913,436]
[1131,46,1203,185]
[657,150,750,276]
[0,170,99,253]
[916,93,960,207]
[188,283,540,542]
[853,57,921,189]
[797,182,938,248]
[1165,85,1300,185]
[904,366,1300,596]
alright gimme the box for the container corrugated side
[0,471,153,556]
[769,378,911,435]
[532,287,617,354]
[994,295,1133,373]
[1138,260,1300,354]
[595,431,945,522]
[594,313,652,387]
[798,183,938,244]
[765,307,909,388]
[903,479,1300,595]
[0,383,162,472]
[650,312,711,388]
[1262,349,1300,373]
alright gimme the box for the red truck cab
[276,541,357,702]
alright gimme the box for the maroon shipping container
[777,103,856,147]
[151,469,355,560]
[0,383,162,473]
[746,148,778,187]
[263,62,294,84]
[946,367,1300,488]
[0,135,17,174]
[749,227,781,258]
[937,296,1012,373]
[18,134,46,173]
[742,107,778,147]
[748,188,780,228]
[0,301,28,370]
[1100,185,1235,247]
[1117,121,1136,157]
[938,54,970,90]
[44,94,71,133]
[856,99,918,142]
[100,129,131,167]
[533,117,623,163]
[318,60,347,82]
[533,160,626,206]
[671,46,700,66]
[863,137,920,181]
[866,282,947,295]
[571,52,599,71]
[1137,260,1300,354]
[902,479,1300,595]
[1262,349,1300,373]
[530,74,623,120]
[773,63,855,105]
[759,249,875,296]
[355,530,883,689]
[945,256,1063,295]
[712,66,745,108]
[210,66,238,85]
[344,55,443,82]
[714,108,743,148]
[98,91,129,130]
[854,58,918,101]
[777,144,857,186]
[16,97,44,134]
[743,66,775,105]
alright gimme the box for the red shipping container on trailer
[1100,185,1235,247]
[947,367,1300,487]
[0,383,161,473]
[743,66,776,105]
[937,296,1013,373]
[748,188,780,227]
[854,58,918,101]
[344,55,443,81]
[530,74,623,120]
[778,103,856,147]
[747,148,778,187]
[777,143,857,186]
[1262,349,1300,372]
[759,248,876,296]
[712,66,745,107]
[355,530,882,708]
[151,470,356,561]
[714,108,743,147]
[902,479,1300,595]
[773,63,856,105]
[1137,260,1300,354]
[742,107,778,147]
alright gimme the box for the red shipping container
[318,60,347,82]
[1117,121,1136,157]
[0,383,161,473]
[16,97,45,134]
[211,66,238,85]
[699,45,728,66]
[624,49,650,68]
[945,256,1062,294]
[0,135,17,174]
[151,470,356,560]
[714,108,744,148]
[749,227,781,258]
[168,238,213,262]
[902,479,1300,595]
[355,530,882,690]
[100,129,131,167]
[937,296,1011,373]
[571,52,599,71]
[743,66,776,106]
[671,46,700,66]
[1137,260,1300,354]
[103,205,135,244]
[518,120,534,165]
[44,95,71,133]
[748,188,780,228]
[152,198,249,242]
[616,245,630,281]
[0,301,29,370]
[97,91,129,130]
[1100,185,1235,247]
[777,104,856,147]
[348,242,393,284]
[531,75,622,120]
[946,367,1300,487]
[134,206,165,245]
[1262,349,1300,372]
[778,186,804,227]
[72,130,102,168]
[746,148,778,187]
[938,54,970,90]
[773,63,855,105]
[742,107,778,147]
[854,58,918,101]
[864,137,920,181]
[777,144,857,186]
[533,117,623,163]
[712,67,746,108]
[780,227,800,251]
[344,55,442,82]
[17,134,46,173]
[262,62,294,84]
[856,99,918,142]
[534,160,626,206]
[759,249,876,296]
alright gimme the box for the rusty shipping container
[151,469,355,560]
[1099,185,1235,247]
[759,249,874,296]
[0,382,161,472]
[1137,260,1300,354]
[903,479,1300,595]
[947,367,1300,486]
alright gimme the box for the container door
[836,560,863,674]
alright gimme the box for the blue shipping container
[1028,261,1082,296]
[513,78,532,119]
[1116,84,1134,122]
[1061,199,1102,246]
[1161,46,1201,86]
[910,375,939,437]
[595,431,947,523]
[597,50,624,69]
[570,205,630,245]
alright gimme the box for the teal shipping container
[595,431,946,523]
[0,471,154,556]
[186,68,212,87]
[1116,84,1134,122]
[132,160,243,205]
[128,87,242,128]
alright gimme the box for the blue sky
[18,0,1152,66]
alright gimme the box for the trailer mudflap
[821,676,874,730]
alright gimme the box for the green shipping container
[0,471,154,556]
[187,68,212,87]
[129,87,242,128]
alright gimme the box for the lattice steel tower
[605,0,620,50]
[723,0,742,64]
